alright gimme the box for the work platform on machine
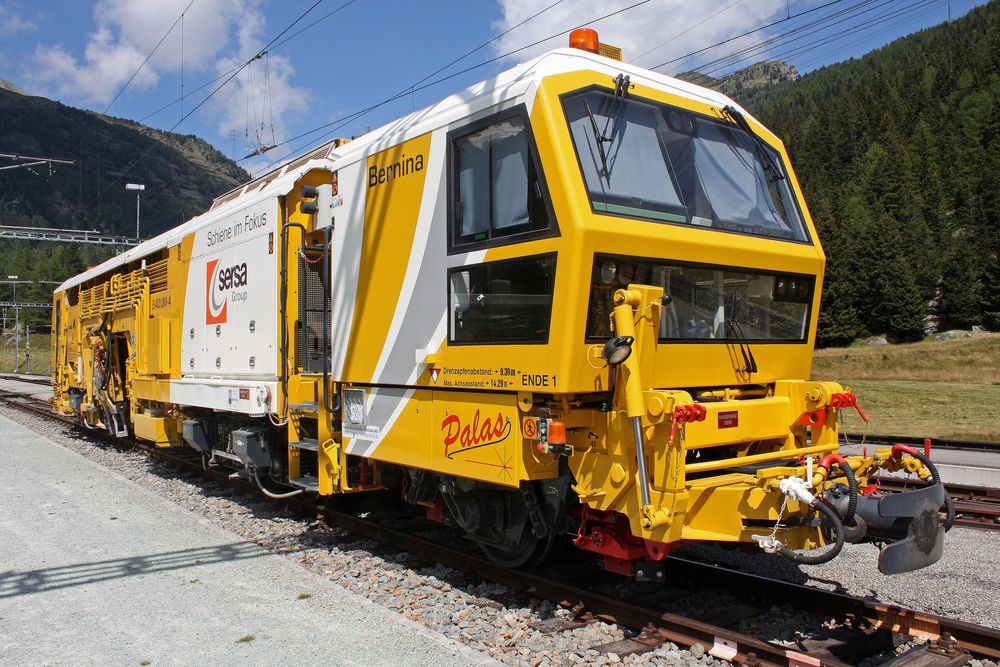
[0,412,495,666]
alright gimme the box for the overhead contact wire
[75,0,334,223]
[104,0,198,114]
[245,0,654,172]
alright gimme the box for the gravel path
[5,404,994,666]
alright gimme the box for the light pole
[4,276,26,372]
[126,183,145,240]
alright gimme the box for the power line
[267,0,362,52]
[649,0,852,71]
[104,0,198,114]
[245,0,654,172]
[691,0,906,77]
[633,0,746,64]
[135,0,359,127]
[730,0,942,77]
[793,0,944,70]
[73,0,334,225]
[406,0,567,95]
[688,0,887,75]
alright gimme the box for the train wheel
[478,524,542,568]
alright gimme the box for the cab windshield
[563,88,809,243]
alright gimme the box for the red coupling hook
[669,403,706,443]
[830,391,868,423]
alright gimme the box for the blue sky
[0,0,988,176]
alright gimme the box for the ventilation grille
[297,256,327,372]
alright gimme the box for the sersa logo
[205,258,247,324]
[206,259,227,324]
[441,409,512,459]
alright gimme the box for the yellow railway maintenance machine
[52,29,951,577]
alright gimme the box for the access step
[289,402,319,412]
[289,438,319,452]
[289,475,319,491]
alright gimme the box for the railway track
[843,432,1000,453]
[0,373,52,386]
[2,388,998,665]
[877,477,1000,532]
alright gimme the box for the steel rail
[843,433,1000,453]
[0,373,53,386]
[320,506,832,667]
[662,556,1000,660]
[2,390,998,664]
[876,478,999,532]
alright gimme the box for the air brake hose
[779,498,845,565]
[252,468,304,499]
[891,444,955,531]
[818,454,858,527]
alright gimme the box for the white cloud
[0,5,38,35]
[492,0,796,74]
[207,4,309,159]
[0,5,36,35]
[24,0,308,147]
[30,27,155,103]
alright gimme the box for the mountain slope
[0,87,248,238]
[677,60,801,107]
[731,3,1000,345]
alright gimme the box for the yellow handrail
[684,443,837,475]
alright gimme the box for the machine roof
[55,48,747,295]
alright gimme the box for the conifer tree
[883,255,928,342]
[936,232,982,330]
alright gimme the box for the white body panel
[181,198,279,378]
[168,378,278,415]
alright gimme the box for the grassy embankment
[0,332,51,376]
[812,334,1000,441]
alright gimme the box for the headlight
[600,261,617,284]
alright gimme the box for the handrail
[684,443,837,475]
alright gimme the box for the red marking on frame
[718,410,739,429]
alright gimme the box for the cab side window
[450,109,554,250]
[449,254,556,344]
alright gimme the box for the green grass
[831,380,1000,441]
[812,333,1000,384]
[0,332,51,376]
[813,334,1000,441]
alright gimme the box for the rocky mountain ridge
[677,60,801,99]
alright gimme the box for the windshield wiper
[726,318,759,378]
[584,74,631,186]
[583,98,612,185]
[722,105,784,185]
